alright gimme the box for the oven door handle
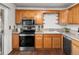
[19,34,35,36]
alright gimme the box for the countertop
[12,32,19,35]
[35,30,79,41]
[13,30,79,41]
[62,32,79,41]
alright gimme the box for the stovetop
[20,30,35,34]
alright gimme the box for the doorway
[0,9,4,55]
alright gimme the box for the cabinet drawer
[35,34,43,38]
[52,34,61,38]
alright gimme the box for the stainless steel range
[19,20,35,51]
[19,30,35,50]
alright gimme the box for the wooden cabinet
[35,34,63,49]
[35,34,43,48]
[59,10,69,24]
[16,10,23,24]
[71,39,79,55]
[44,35,51,48]
[15,10,43,24]
[52,34,61,48]
[43,34,63,49]
[72,4,79,24]
[22,10,35,19]
[59,4,79,24]
[35,15,43,25]
[12,32,19,49]
[68,4,79,24]
[15,10,59,24]
[72,44,79,55]
[68,8,73,24]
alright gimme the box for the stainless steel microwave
[22,20,35,26]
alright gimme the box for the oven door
[19,35,34,47]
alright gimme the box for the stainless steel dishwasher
[63,36,72,55]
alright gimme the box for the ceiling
[15,3,74,8]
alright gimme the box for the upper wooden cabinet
[59,10,69,24]
[16,10,23,24]
[68,8,73,24]
[15,10,59,24]
[68,4,79,24]
[59,4,79,24]
[15,10,43,24]
[22,10,36,19]
[34,14,43,25]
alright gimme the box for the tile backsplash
[15,24,79,33]
[65,25,79,31]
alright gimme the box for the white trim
[65,3,78,10]
[15,3,78,10]
[16,7,66,10]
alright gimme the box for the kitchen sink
[43,31,60,34]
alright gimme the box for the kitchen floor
[9,48,65,55]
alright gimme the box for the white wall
[0,3,15,55]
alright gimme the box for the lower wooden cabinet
[71,39,79,55]
[72,43,79,55]
[12,33,63,49]
[35,34,43,48]
[35,34,63,49]
[43,34,63,49]
[44,35,51,48]
[12,33,19,49]
[52,35,61,48]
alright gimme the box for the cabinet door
[68,4,79,24]
[52,34,61,48]
[35,18,43,25]
[71,39,79,55]
[68,8,73,24]
[12,33,19,49]
[22,10,35,19]
[16,10,23,24]
[35,34,43,48]
[72,43,79,55]
[59,10,68,24]
[72,5,79,24]
[44,35,51,48]
[35,14,43,25]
